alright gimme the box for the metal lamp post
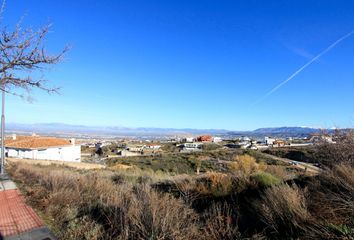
[1,87,4,175]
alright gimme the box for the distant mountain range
[228,127,337,138]
[5,123,229,137]
[5,123,349,139]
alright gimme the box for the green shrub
[251,172,281,187]
[326,224,354,237]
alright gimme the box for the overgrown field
[105,149,287,175]
[7,148,354,239]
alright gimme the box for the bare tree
[0,2,69,174]
[314,130,354,167]
[0,2,69,98]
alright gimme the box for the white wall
[6,145,81,162]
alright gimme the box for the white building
[265,137,275,145]
[118,149,142,157]
[184,137,195,143]
[127,145,145,152]
[146,144,161,150]
[212,137,222,143]
[5,135,81,162]
[181,143,203,152]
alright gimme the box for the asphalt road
[257,152,320,174]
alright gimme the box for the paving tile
[0,189,45,238]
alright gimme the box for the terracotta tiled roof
[146,143,161,146]
[5,136,74,149]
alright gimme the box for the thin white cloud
[254,30,354,105]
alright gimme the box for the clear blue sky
[4,0,354,130]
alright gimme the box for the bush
[198,172,233,197]
[308,164,354,227]
[265,165,292,180]
[251,172,281,187]
[259,184,315,238]
[229,155,261,175]
[326,224,354,238]
[201,203,241,240]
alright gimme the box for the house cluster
[224,134,324,150]
[177,135,223,152]
[264,137,288,147]
[117,143,162,157]
[163,135,223,144]
[308,133,335,143]
[3,134,81,162]
[224,136,290,150]
[180,135,223,143]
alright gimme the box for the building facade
[5,135,81,162]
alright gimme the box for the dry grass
[7,158,105,170]
[258,179,354,238]
[259,184,314,238]
[172,172,235,201]
[8,154,353,239]
[264,165,292,180]
[109,163,132,170]
[196,172,234,197]
[201,202,241,240]
[8,162,199,240]
[308,164,354,226]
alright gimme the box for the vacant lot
[6,148,354,239]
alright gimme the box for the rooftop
[5,135,75,150]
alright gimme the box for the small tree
[0,3,69,98]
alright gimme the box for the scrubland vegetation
[6,133,354,239]
[264,131,354,167]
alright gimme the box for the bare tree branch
[0,2,69,98]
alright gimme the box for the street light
[1,87,4,175]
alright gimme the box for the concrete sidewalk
[0,174,56,240]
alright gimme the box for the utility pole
[1,87,4,175]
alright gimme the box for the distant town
[2,124,347,164]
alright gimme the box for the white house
[265,137,275,145]
[181,142,203,152]
[118,149,142,157]
[126,145,145,152]
[183,137,195,143]
[212,137,222,143]
[146,144,161,150]
[5,135,81,162]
